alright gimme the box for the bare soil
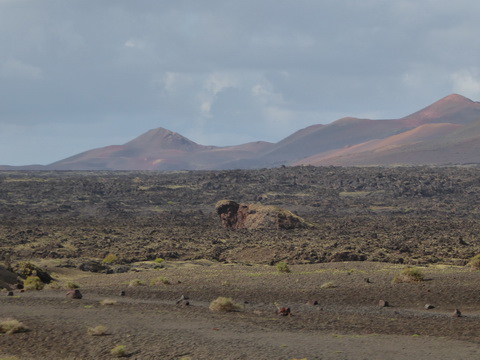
[1,261,480,359]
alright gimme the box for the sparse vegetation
[128,279,144,287]
[393,267,425,283]
[154,257,165,264]
[320,281,336,289]
[100,298,117,306]
[102,253,118,264]
[23,275,44,290]
[87,325,108,336]
[111,345,128,358]
[276,261,291,273]
[209,297,242,312]
[150,276,171,286]
[66,281,80,289]
[0,318,29,334]
[468,254,480,271]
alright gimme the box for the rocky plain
[1,166,480,359]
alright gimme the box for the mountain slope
[2,93,480,170]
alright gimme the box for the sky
[1,0,480,165]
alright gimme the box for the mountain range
[3,94,480,170]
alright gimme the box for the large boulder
[12,262,53,284]
[215,200,311,230]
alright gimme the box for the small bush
[100,298,117,306]
[276,261,291,273]
[320,281,336,289]
[102,253,118,264]
[111,345,127,358]
[87,325,108,336]
[393,267,425,283]
[209,297,242,312]
[0,318,29,334]
[154,258,165,264]
[150,276,171,286]
[468,254,480,271]
[128,279,144,287]
[24,275,44,290]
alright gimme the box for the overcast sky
[1,0,480,165]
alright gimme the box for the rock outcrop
[215,200,311,230]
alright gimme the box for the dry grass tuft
[100,298,117,306]
[468,254,480,271]
[209,297,242,312]
[320,281,336,289]
[393,267,425,283]
[128,279,144,287]
[0,318,29,334]
[87,325,108,336]
[111,345,127,357]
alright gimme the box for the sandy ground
[1,261,480,360]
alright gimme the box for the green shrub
[154,258,165,264]
[111,345,127,357]
[209,297,242,312]
[0,318,29,334]
[102,253,118,264]
[468,254,480,271]
[24,275,44,290]
[393,267,425,283]
[276,261,291,273]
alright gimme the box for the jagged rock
[12,262,53,284]
[452,309,462,317]
[78,261,109,273]
[66,289,82,299]
[425,304,435,310]
[378,300,389,307]
[215,200,311,230]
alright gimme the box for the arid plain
[1,167,480,359]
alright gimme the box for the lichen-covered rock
[215,200,311,230]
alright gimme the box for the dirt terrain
[1,261,480,359]
[1,167,480,359]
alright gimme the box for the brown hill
[2,93,480,170]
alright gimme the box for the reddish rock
[215,200,309,230]
[452,309,462,317]
[276,307,291,316]
[66,289,82,299]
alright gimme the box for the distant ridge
[2,94,480,170]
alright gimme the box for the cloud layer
[1,0,480,164]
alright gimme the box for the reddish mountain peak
[125,127,204,152]
[401,94,480,126]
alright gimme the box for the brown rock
[425,304,435,310]
[452,309,462,317]
[378,300,389,307]
[215,200,310,230]
[306,300,318,306]
[66,289,82,299]
[7,291,14,296]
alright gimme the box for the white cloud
[451,69,480,99]
[124,38,146,50]
[0,59,43,79]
